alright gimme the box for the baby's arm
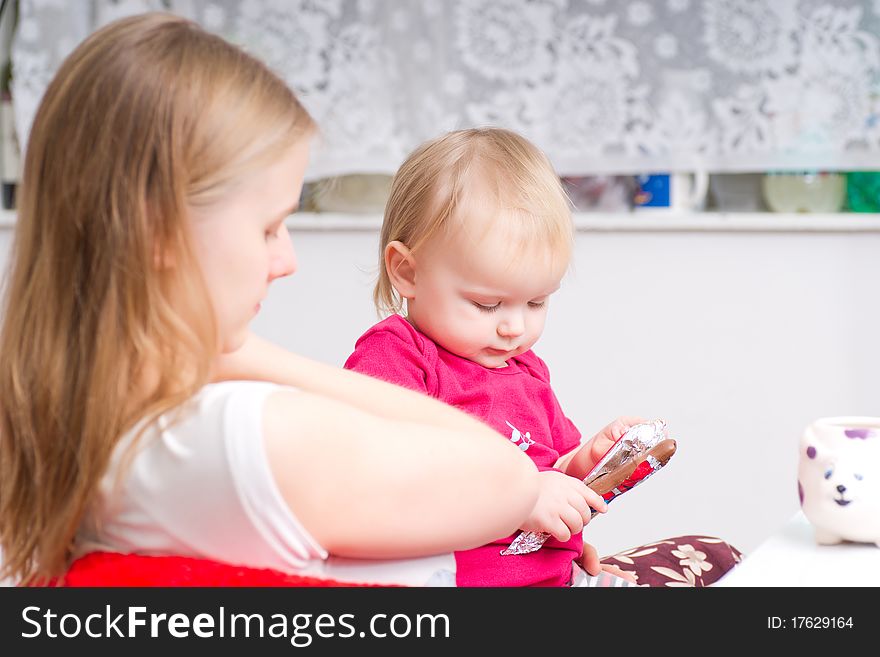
[556,416,647,481]
[519,355,644,484]
[520,470,607,542]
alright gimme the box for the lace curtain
[11,0,880,180]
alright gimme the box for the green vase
[845,172,880,212]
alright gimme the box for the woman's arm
[213,332,498,435]
[262,390,538,559]
[216,333,539,557]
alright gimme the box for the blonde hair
[0,13,315,584]
[375,127,573,316]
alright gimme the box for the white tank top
[75,380,455,586]
[77,381,327,572]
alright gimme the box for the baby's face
[406,219,566,368]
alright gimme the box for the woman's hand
[520,471,607,542]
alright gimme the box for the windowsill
[287,211,880,233]
[3,208,880,232]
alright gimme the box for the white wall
[2,225,879,558]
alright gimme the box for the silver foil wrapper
[582,419,669,488]
[501,419,670,556]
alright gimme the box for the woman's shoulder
[128,381,295,447]
[196,379,291,407]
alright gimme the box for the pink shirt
[344,315,583,586]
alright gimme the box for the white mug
[633,171,709,212]
[671,171,709,211]
[798,417,880,547]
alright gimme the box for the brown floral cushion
[602,535,743,587]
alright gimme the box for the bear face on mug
[798,418,880,548]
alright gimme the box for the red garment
[344,315,583,587]
[51,536,742,588]
[56,552,381,587]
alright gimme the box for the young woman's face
[406,218,566,369]
[188,139,310,352]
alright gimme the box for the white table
[715,511,880,587]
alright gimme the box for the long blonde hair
[0,13,315,584]
[375,127,573,316]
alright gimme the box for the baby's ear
[385,241,417,299]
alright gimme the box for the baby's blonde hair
[375,127,573,316]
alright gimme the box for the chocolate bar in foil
[501,419,676,556]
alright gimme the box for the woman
[0,13,539,586]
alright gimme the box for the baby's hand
[589,416,648,464]
[521,471,608,542]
